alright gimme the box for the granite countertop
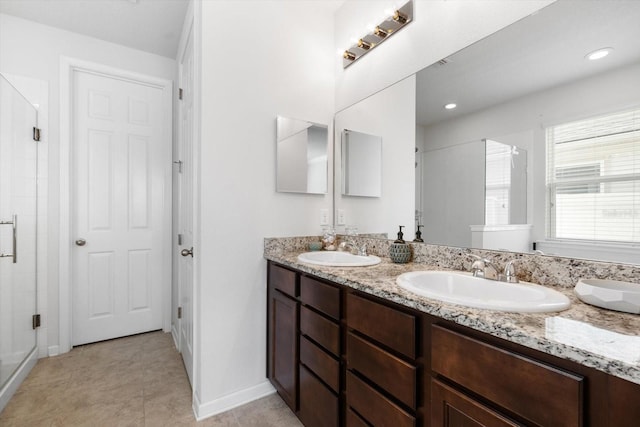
[265,249,640,386]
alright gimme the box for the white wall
[334,0,554,110]
[196,0,335,416]
[334,75,416,238]
[0,13,177,355]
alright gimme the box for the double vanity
[265,236,640,427]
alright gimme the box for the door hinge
[179,88,183,100]
[33,127,41,141]
[173,160,183,173]
[32,314,41,329]
[178,307,182,319]
[177,233,183,245]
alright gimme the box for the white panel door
[178,28,194,385]
[72,70,165,346]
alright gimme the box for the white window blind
[485,140,511,225]
[546,108,640,243]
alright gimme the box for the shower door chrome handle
[0,214,17,263]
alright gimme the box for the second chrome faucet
[468,254,519,283]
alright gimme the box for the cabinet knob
[75,239,86,246]
[181,247,193,257]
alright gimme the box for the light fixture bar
[342,0,414,68]
[374,26,389,38]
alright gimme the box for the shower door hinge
[32,314,41,329]
[178,88,183,100]
[178,307,182,319]
[33,127,41,141]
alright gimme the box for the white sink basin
[297,251,381,267]
[574,279,640,314]
[397,270,570,313]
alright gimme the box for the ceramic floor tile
[232,394,303,427]
[0,379,68,423]
[197,411,240,427]
[1,331,296,426]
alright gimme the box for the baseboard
[0,347,38,413]
[48,345,60,357]
[194,380,276,421]
[171,325,179,349]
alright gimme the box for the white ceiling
[0,0,190,58]
[417,1,640,127]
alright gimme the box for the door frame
[59,57,173,353]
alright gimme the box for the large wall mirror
[276,115,328,194]
[334,76,415,235]
[335,1,640,264]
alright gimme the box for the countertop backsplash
[264,235,640,289]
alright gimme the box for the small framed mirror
[276,115,328,194]
[341,129,382,197]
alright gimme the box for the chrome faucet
[468,254,519,283]
[501,260,519,283]
[338,240,368,256]
[469,254,500,280]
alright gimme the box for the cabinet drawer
[347,371,415,427]
[347,293,416,359]
[431,378,520,427]
[431,325,584,427]
[299,365,339,427]
[300,335,339,392]
[269,263,297,297]
[347,332,416,409]
[346,408,369,427]
[300,306,340,356]
[301,276,340,320]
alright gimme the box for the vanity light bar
[342,0,414,68]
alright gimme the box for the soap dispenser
[413,224,424,243]
[389,226,411,263]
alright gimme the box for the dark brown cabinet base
[431,379,519,427]
[266,261,640,427]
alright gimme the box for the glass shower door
[0,74,38,392]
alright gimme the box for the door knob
[181,247,193,257]
[75,239,86,246]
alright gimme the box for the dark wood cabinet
[298,275,342,427]
[431,379,520,427]
[299,364,339,427]
[268,288,298,410]
[431,325,584,427]
[267,261,640,427]
[345,292,420,425]
[267,264,299,411]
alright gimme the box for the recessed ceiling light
[444,103,457,110]
[585,47,613,61]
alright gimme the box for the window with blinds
[485,139,512,225]
[546,108,640,243]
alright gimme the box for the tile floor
[0,331,302,426]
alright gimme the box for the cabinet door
[431,379,521,427]
[268,289,298,410]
